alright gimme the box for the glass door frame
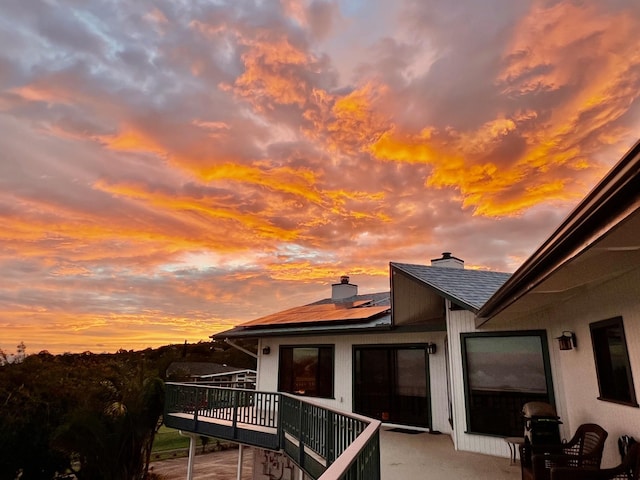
[352,343,432,428]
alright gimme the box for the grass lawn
[151,425,232,461]
[152,425,201,453]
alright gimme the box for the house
[212,140,640,469]
[197,369,256,388]
[215,257,516,463]
[166,361,255,385]
[164,140,639,478]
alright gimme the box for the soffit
[486,211,640,320]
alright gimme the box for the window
[278,345,333,398]
[590,317,638,407]
[461,331,554,437]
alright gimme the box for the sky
[1,0,639,355]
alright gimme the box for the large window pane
[461,331,554,437]
[278,345,334,398]
[590,317,638,407]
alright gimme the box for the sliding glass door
[354,345,430,428]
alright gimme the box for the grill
[522,401,562,446]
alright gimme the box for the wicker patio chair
[550,443,639,480]
[520,423,608,480]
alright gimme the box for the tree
[0,351,164,479]
[15,342,26,363]
[52,365,165,479]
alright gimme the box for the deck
[164,383,381,480]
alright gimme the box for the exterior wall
[256,330,452,435]
[539,266,640,467]
[458,266,640,466]
[446,303,562,459]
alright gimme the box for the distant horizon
[3,0,640,354]
[1,338,219,358]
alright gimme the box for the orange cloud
[98,128,167,156]
[232,33,315,109]
[265,260,388,282]
[95,179,302,242]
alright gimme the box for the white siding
[542,266,640,467]
[465,266,640,466]
[446,303,562,458]
[256,331,452,434]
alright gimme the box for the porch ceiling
[482,209,640,320]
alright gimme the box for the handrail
[318,419,381,480]
[164,383,381,480]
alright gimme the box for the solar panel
[240,301,390,327]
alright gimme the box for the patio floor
[152,427,521,479]
[380,427,520,480]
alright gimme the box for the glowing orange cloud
[196,163,324,204]
[98,128,167,156]
[95,179,302,242]
[232,33,315,109]
[265,261,389,282]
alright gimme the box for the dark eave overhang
[476,140,640,326]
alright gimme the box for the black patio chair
[550,442,639,480]
[520,423,608,480]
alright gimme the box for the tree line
[0,340,257,479]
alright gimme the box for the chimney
[332,275,358,300]
[430,252,464,269]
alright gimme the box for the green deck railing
[164,383,381,480]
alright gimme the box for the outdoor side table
[504,437,525,465]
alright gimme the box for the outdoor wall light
[262,346,271,355]
[426,343,437,355]
[557,331,577,350]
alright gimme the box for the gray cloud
[1,0,639,353]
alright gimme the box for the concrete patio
[380,427,520,480]
[152,427,521,479]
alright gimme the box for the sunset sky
[2,0,640,355]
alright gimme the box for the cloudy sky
[1,0,639,355]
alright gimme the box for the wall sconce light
[557,331,577,351]
[262,346,271,355]
[426,343,437,355]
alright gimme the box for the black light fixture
[426,343,437,355]
[557,331,577,350]
[262,346,271,355]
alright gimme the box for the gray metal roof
[391,262,511,312]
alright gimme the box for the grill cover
[522,401,562,446]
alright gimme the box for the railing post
[193,386,198,423]
[298,399,305,469]
[327,410,335,465]
[232,389,239,440]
